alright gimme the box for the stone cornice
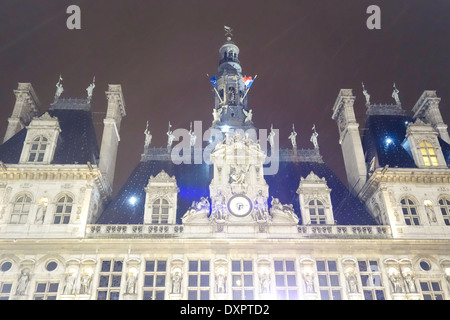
[0,164,111,200]
[360,167,450,201]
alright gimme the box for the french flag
[242,76,254,88]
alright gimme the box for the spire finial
[224,25,233,41]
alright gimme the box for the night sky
[0,0,449,195]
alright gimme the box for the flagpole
[206,74,223,103]
[240,75,257,103]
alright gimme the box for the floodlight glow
[129,196,137,205]
[385,137,393,146]
[221,125,231,133]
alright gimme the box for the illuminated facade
[1,31,450,300]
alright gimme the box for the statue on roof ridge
[86,76,95,102]
[392,82,401,105]
[310,124,319,149]
[362,82,371,105]
[54,75,64,102]
[288,124,297,148]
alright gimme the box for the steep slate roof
[362,114,450,169]
[97,150,376,225]
[0,99,99,165]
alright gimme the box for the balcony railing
[85,224,392,239]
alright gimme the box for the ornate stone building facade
[0,30,450,300]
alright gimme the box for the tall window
[420,281,444,300]
[97,260,123,300]
[308,200,326,224]
[152,198,169,224]
[54,195,73,224]
[439,198,450,226]
[0,283,12,300]
[357,260,385,300]
[10,194,32,224]
[316,260,342,300]
[419,141,438,166]
[274,259,297,300]
[34,282,59,300]
[28,136,48,163]
[143,260,166,300]
[401,198,420,225]
[231,260,254,300]
[187,260,210,300]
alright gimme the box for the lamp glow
[129,196,137,205]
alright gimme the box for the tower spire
[211,26,255,131]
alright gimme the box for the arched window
[152,198,169,224]
[438,197,450,226]
[54,195,73,224]
[401,197,420,225]
[419,141,438,167]
[28,136,48,162]
[308,199,326,225]
[10,194,32,224]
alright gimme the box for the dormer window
[19,112,61,165]
[308,200,326,224]
[28,136,48,162]
[419,141,438,167]
[53,194,73,224]
[152,198,169,224]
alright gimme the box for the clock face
[228,195,252,217]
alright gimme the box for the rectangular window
[34,282,59,300]
[316,260,341,300]
[231,260,254,300]
[97,259,123,300]
[143,260,166,300]
[274,259,298,300]
[0,282,12,300]
[187,260,210,300]
[358,260,385,300]
[420,281,444,300]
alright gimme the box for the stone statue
[389,271,403,293]
[54,75,64,101]
[230,164,249,185]
[212,191,227,221]
[15,269,30,295]
[216,272,226,293]
[362,82,371,105]
[63,271,77,295]
[392,83,401,105]
[126,272,137,294]
[171,270,182,294]
[188,197,210,214]
[404,272,417,293]
[35,205,47,224]
[167,122,175,148]
[189,122,197,147]
[304,273,314,293]
[260,273,271,294]
[212,108,222,124]
[425,204,437,224]
[345,270,358,293]
[144,121,152,147]
[79,273,92,294]
[310,124,319,149]
[254,190,269,221]
[86,76,95,102]
[243,109,253,123]
[268,124,275,148]
[288,124,297,148]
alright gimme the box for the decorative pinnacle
[224,25,233,41]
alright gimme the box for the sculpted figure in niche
[63,271,77,295]
[212,192,227,221]
[254,190,269,221]
[79,273,92,295]
[171,270,182,294]
[15,269,30,295]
